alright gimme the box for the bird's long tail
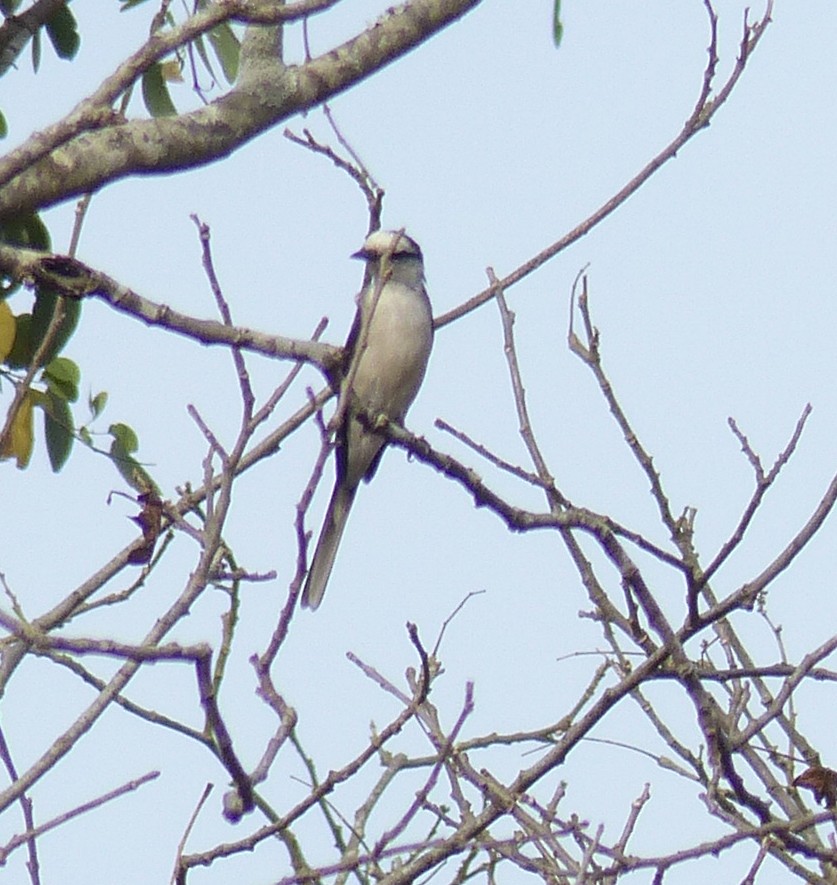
[301,483,356,610]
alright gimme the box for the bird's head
[352,229,423,263]
[353,229,425,289]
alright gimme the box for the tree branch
[0,0,482,217]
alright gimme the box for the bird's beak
[351,248,371,261]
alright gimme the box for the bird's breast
[352,282,433,417]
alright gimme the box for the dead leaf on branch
[793,766,837,808]
[127,490,163,565]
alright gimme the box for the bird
[301,229,434,610]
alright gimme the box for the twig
[490,268,569,511]
[171,784,213,885]
[432,589,486,658]
[434,417,554,490]
[179,669,433,873]
[373,682,474,856]
[569,273,679,540]
[0,771,160,866]
[192,215,255,418]
[284,120,383,227]
[0,721,39,884]
[702,405,813,583]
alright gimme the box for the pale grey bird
[301,230,434,610]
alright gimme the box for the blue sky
[2,2,836,881]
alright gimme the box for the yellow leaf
[0,301,15,362]
[160,59,183,83]
[1,392,35,468]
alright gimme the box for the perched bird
[301,230,434,610]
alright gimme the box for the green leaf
[31,28,41,73]
[208,23,240,84]
[0,111,7,139]
[0,213,51,250]
[89,390,108,419]
[109,422,138,454]
[109,422,158,493]
[553,0,563,47]
[43,390,74,472]
[44,356,80,402]
[193,35,216,82]
[142,63,177,117]
[0,213,51,297]
[30,286,81,365]
[46,4,81,60]
[119,0,151,9]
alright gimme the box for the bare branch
[0,244,337,370]
[0,770,160,867]
[434,0,773,328]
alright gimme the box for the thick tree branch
[0,244,338,369]
[0,0,482,218]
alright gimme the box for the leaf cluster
[0,0,241,475]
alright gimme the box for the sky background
[2,1,837,882]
